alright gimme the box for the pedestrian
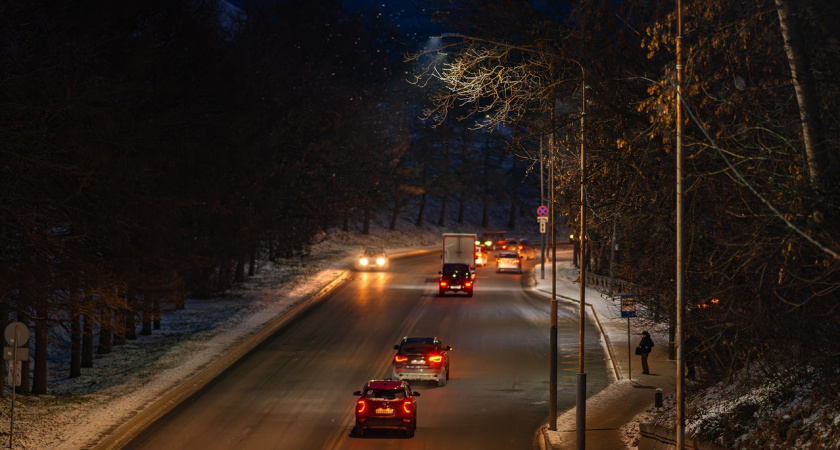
[637,330,654,375]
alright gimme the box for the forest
[416,0,839,445]
[2,0,839,446]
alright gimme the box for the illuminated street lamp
[432,33,588,449]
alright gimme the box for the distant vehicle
[475,248,489,267]
[392,336,452,387]
[517,239,538,260]
[357,247,389,271]
[500,238,519,252]
[478,230,506,250]
[353,379,419,437]
[496,251,522,274]
[439,263,474,296]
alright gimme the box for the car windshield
[365,389,406,400]
[443,265,469,277]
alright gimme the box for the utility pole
[675,1,686,449]
[576,66,587,450]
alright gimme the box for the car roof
[365,380,406,390]
[401,337,437,344]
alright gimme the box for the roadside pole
[4,322,30,449]
[621,295,636,381]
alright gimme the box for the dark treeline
[418,0,840,444]
[0,0,529,396]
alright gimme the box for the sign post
[5,322,30,449]
[620,295,636,380]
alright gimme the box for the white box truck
[442,233,477,270]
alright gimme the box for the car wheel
[446,364,450,380]
[439,289,445,296]
[438,368,447,387]
[467,290,473,297]
[354,425,364,437]
[406,423,415,438]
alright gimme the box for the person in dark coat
[638,330,654,375]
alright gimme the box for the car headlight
[360,257,369,266]
[376,257,386,266]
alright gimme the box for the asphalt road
[124,251,608,450]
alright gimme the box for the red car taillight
[439,280,448,287]
[428,355,443,364]
[465,280,472,287]
[402,400,413,414]
[357,399,367,414]
[515,259,521,264]
[394,355,408,363]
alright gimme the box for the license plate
[451,285,462,289]
[375,407,394,414]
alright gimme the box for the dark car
[439,263,474,297]
[353,379,419,437]
[392,336,452,387]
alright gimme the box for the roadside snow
[0,223,443,450]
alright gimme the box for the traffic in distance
[349,231,541,439]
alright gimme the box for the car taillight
[428,355,443,364]
[402,400,413,414]
[465,281,472,287]
[357,399,367,413]
[515,259,521,264]
[394,355,408,363]
[440,280,448,287]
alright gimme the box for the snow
[1,221,444,450]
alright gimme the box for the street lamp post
[433,33,587,448]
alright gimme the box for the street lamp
[432,33,588,449]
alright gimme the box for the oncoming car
[392,336,452,387]
[496,251,522,274]
[357,247,389,271]
[353,380,419,437]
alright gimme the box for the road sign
[621,295,636,318]
[537,216,548,223]
[4,322,28,347]
[536,205,549,216]
[539,222,546,233]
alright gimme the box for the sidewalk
[531,260,675,450]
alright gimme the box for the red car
[392,336,452,387]
[353,380,419,437]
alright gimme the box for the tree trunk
[248,245,256,277]
[70,312,81,378]
[416,193,426,226]
[125,293,137,341]
[363,204,371,234]
[507,157,519,230]
[33,299,48,395]
[141,292,152,336]
[97,309,112,355]
[82,313,94,368]
[234,257,245,283]
[153,294,161,330]
[775,0,833,191]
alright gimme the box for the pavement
[530,260,676,450]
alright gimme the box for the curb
[91,271,352,450]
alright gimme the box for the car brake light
[428,355,443,363]
[357,399,367,413]
[394,355,408,363]
[402,400,413,414]
[515,259,521,264]
[465,281,472,287]
[440,280,448,287]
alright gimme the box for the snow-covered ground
[0,218,451,450]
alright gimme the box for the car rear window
[401,343,435,354]
[366,389,406,400]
